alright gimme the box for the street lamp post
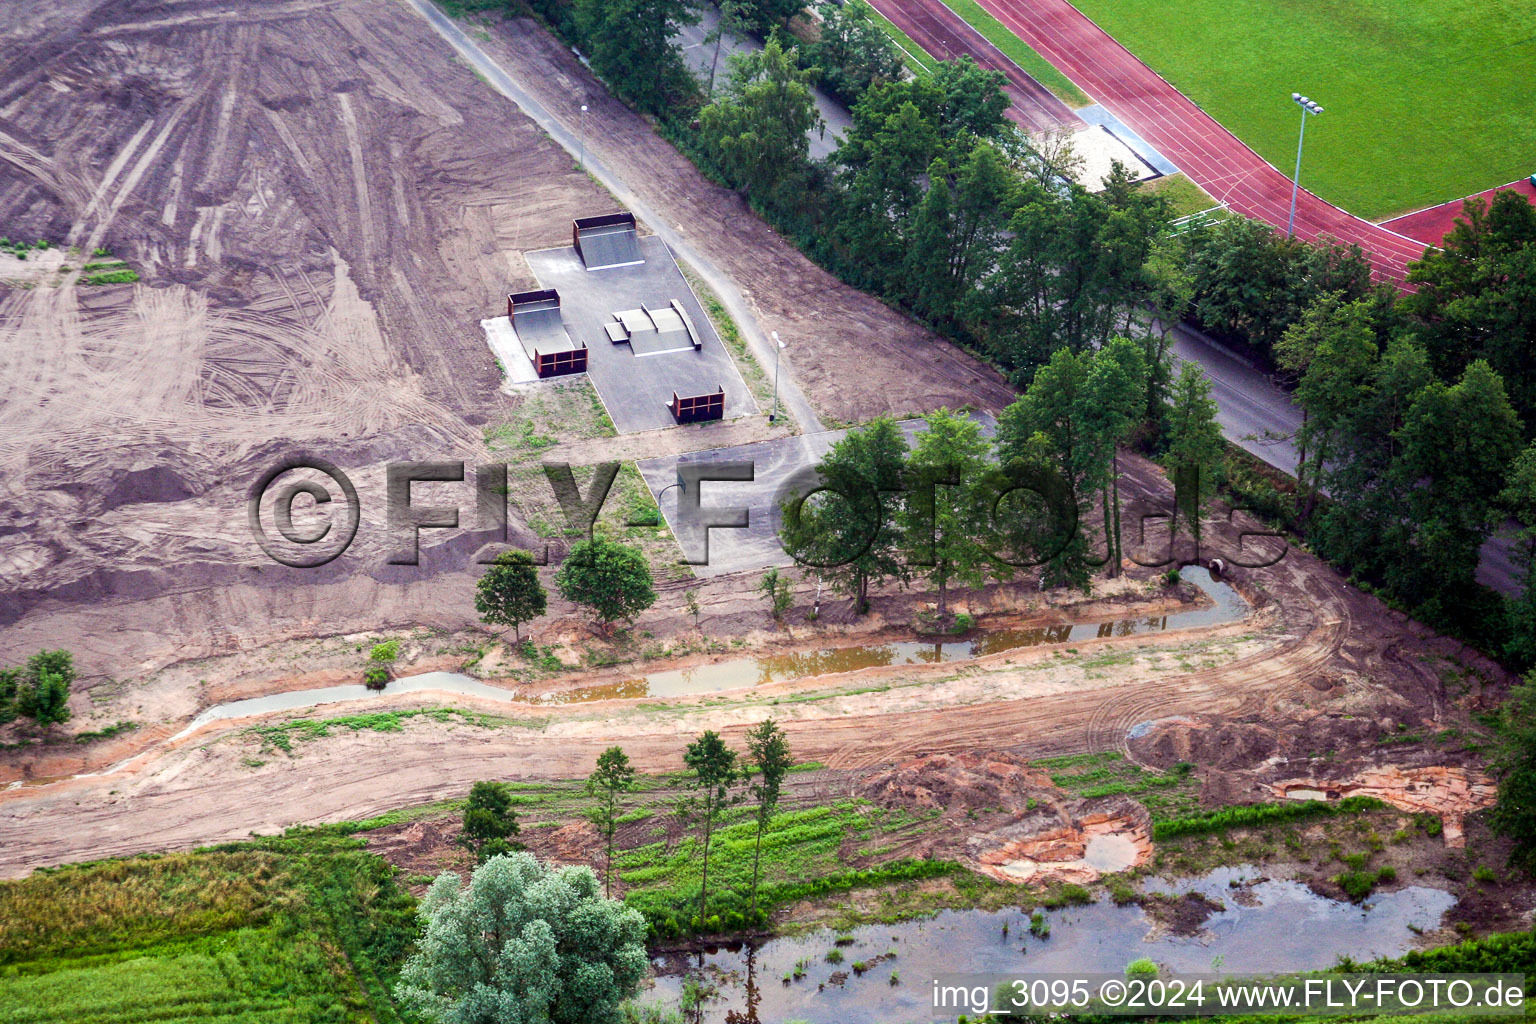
[770,330,785,423]
[1287,92,1324,238]
[578,104,588,169]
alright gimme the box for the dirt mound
[541,820,602,866]
[853,751,1055,814]
[1270,765,1496,847]
[968,796,1152,885]
[363,819,467,887]
[1128,717,1278,769]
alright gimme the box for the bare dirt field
[0,451,1513,879]
[0,2,1513,903]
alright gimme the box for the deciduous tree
[395,852,647,1024]
[586,746,636,897]
[556,537,656,633]
[744,718,792,916]
[898,408,996,619]
[475,549,547,642]
[458,781,522,863]
[683,730,739,927]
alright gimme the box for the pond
[644,867,1454,1024]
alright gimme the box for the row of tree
[0,650,73,728]
[474,536,656,640]
[455,720,794,931]
[1272,191,1536,660]
[780,359,1221,615]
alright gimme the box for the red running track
[866,0,1079,134]
[958,0,1432,283]
[1381,178,1536,247]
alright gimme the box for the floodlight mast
[1288,92,1324,238]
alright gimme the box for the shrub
[368,640,400,662]
[1152,796,1386,840]
[1473,865,1497,884]
[951,611,975,633]
[363,665,390,690]
[825,948,843,964]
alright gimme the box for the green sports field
[1066,0,1536,219]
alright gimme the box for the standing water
[169,567,1247,734]
[645,867,1453,1024]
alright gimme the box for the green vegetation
[618,800,953,938]
[84,268,140,285]
[1038,752,1200,820]
[1140,173,1220,220]
[474,548,547,642]
[555,536,656,632]
[1152,796,1387,840]
[0,650,74,728]
[934,0,1089,106]
[1068,0,1536,218]
[72,720,139,744]
[457,781,523,862]
[363,665,390,690]
[396,852,647,1024]
[758,567,794,621]
[248,706,517,755]
[588,746,638,897]
[0,837,416,1023]
[368,640,400,662]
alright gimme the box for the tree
[13,650,72,728]
[1081,338,1149,574]
[778,417,909,613]
[703,0,750,98]
[997,348,1095,587]
[574,0,698,116]
[1276,293,1380,522]
[1163,362,1223,550]
[1503,444,1536,669]
[458,781,522,863]
[0,668,17,725]
[1391,360,1522,624]
[698,37,822,213]
[586,746,636,898]
[744,719,792,916]
[475,549,547,642]
[898,408,996,619]
[901,143,1011,326]
[1489,674,1536,874]
[555,537,656,633]
[928,56,1009,140]
[802,0,900,106]
[683,729,739,927]
[758,567,793,621]
[1405,190,1536,429]
[739,0,806,35]
[395,851,648,1024]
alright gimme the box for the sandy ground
[0,452,1511,877]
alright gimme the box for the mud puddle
[550,566,1247,703]
[167,568,1246,734]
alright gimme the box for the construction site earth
[0,0,1529,941]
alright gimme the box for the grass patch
[616,801,951,937]
[678,265,773,408]
[1066,0,1536,218]
[73,720,139,744]
[935,0,1091,106]
[1153,795,1387,840]
[0,836,416,1023]
[247,706,528,755]
[1035,751,1202,820]
[1139,172,1222,220]
[83,268,140,285]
